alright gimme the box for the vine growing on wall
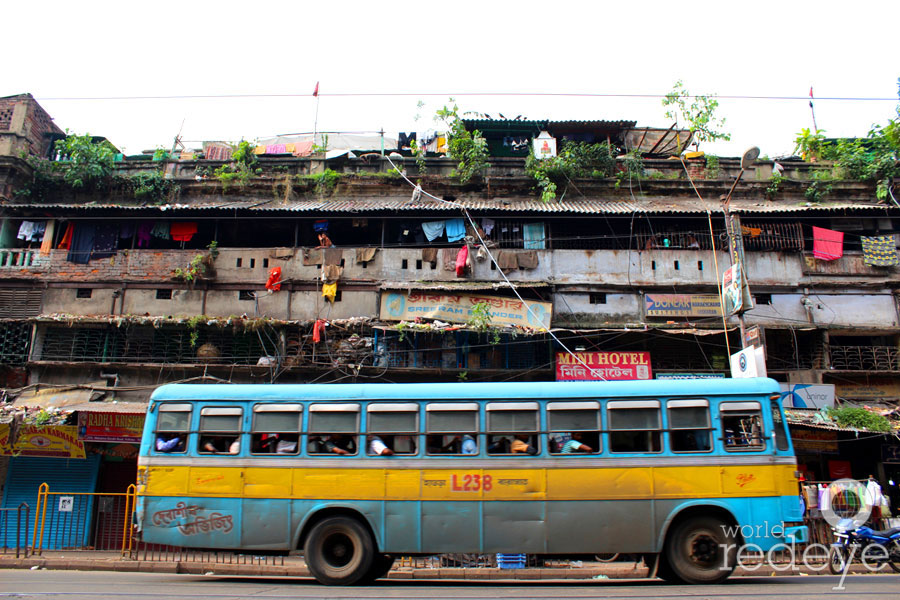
[214,141,260,190]
[434,99,490,183]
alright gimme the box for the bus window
[667,399,712,453]
[154,403,191,453]
[770,399,790,451]
[720,401,765,451]
[425,403,479,455]
[198,407,243,454]
[547,401,600,454]
[308,403,359,455]
[251,404,301,455]
[608,400,661,453]
[367,403,419,455]
[486,402,540,455]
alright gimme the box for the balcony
[828,345,900,371]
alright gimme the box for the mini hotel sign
[556,352,652,381]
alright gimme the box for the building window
[76,288,92,299]
[239,290,255,301]
[755,293,772,305]
[589,293,607,305]
[156,289,173,300]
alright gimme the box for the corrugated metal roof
[66,401,148,414]
[5,197,892,216]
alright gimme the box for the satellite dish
[741,147,761,170]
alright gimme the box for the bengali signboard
[1,425,86,459]
[644,294,723,318]
[78,412,145,443]
[789,427,838,453]
[556,352,652,381]
[380,292,552,329]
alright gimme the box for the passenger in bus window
[275,434,298,454]
[201,436,240,454]
[511,434,538,455]
[367,435,394,456]
[323,434,355,455]
[155,433,184,452]
[560,432,593,454]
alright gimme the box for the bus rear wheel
[664,516,736,584]
[304,516,375,585]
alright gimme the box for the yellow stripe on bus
[139,463,798,501]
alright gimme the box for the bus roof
[149,378,781,403]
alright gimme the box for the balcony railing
[0,249,37,268]
[828,345,900,371]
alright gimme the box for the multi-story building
[1,94,898,542]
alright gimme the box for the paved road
[0,570,898,599]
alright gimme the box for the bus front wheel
[304,516,375,585]
[664,516,736,584]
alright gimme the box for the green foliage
[793,128,828,161]
[805,171,833,203]
[822,122,899,200]
[662,81,730,151]
[173,242,218,282]
[467,301,493,331]
[525,141,617,202]
[54,131,116,189]
[14,153,62,201]
[33,409,52,425]
[828,406,891,432]
[312,134,329,154]
[126,171,179,203]
[766,172,786,199]
[615,149,645,188]
[214,141,258,190]
[152,148,172,161]
[705,154,720,178]
[409,138,427,175]
[435,99,490,183]
[297,169,342,195]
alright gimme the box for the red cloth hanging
[170,222,198,242]
[57,222,74,250]
[812,226,843,261]
[265,267,282,291]
[312,319,326,344]
[455,245,469,277]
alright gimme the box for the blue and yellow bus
[136,378,806,585]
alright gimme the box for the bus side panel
[384,500,420,553]
[546,500,654,553]
[421,501,479,553]
[483,501,545,553]
[140,496,242,548]
[242,498,290,550]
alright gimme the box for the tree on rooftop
[662,80,731,152]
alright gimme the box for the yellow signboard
[379,291,552,329]
[1,425,86,459]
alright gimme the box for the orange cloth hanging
[312,319,326,343]
[265,267,282,291]
[57,222,74,250]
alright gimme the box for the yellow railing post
[31,483,48,556]
[121,484,136,557]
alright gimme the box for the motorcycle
[828,517,900,574]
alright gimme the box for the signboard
[58,497,74,513]
[0,423,11,455]
[744,325,762,349]
[722,264,743,315]
[1,425,86,459]
[532,131,557,159]
[644,294,723,318]
[883,445,900,463]
[78,412,145,443]
[790,428,839,454]
[779,383,836,409]
[730,346,767,379]
[380,292,552,329]
[556,352,652,381]
[834,378,900,400]
[656,373,726,380]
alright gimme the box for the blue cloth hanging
[422,221,446,242]
[446,219,466,243]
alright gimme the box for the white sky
[5,1,898,158]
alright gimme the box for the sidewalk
[0,551,873,580]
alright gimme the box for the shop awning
[12,388,100,409]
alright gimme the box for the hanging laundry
[355,247,378,263]
[265,267,282,291]
[67,222,96,264]
[136,222,153,248]
[398,132,417,149]
[151,221,171,240]
[523,222,546,249]
[322,282,338,303]
[265,144,287,155]
[39,221,55,255]
[475,245,487,262]
[421,247,438,263]
[16,221,35,241]
[441,248,457,271]
[313,220,329,233]
[170,222,198,242]
[455,245,469,277]
[322,265,343,283]
[29,221,46,243]
[481,218,495,235]
[812,226,843,261]
[517,250,539,269]
[284,143,296,154]
[861,235,899,266]
[496,250,519,272]
[323,248,342,267]
[312,319,327,343]
[91,223,120,260]
[446,219,466,243]
[422,221,446,242]
[119,222,135,239]
[292,141,314,157]
[302,248,322,266]
[57,222,74,250]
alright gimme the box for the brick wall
[0,249,190,282]
[0,93,64,157]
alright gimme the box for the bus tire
[664,516,736,584]
[304,516,375,586]
[360,553,395,583]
